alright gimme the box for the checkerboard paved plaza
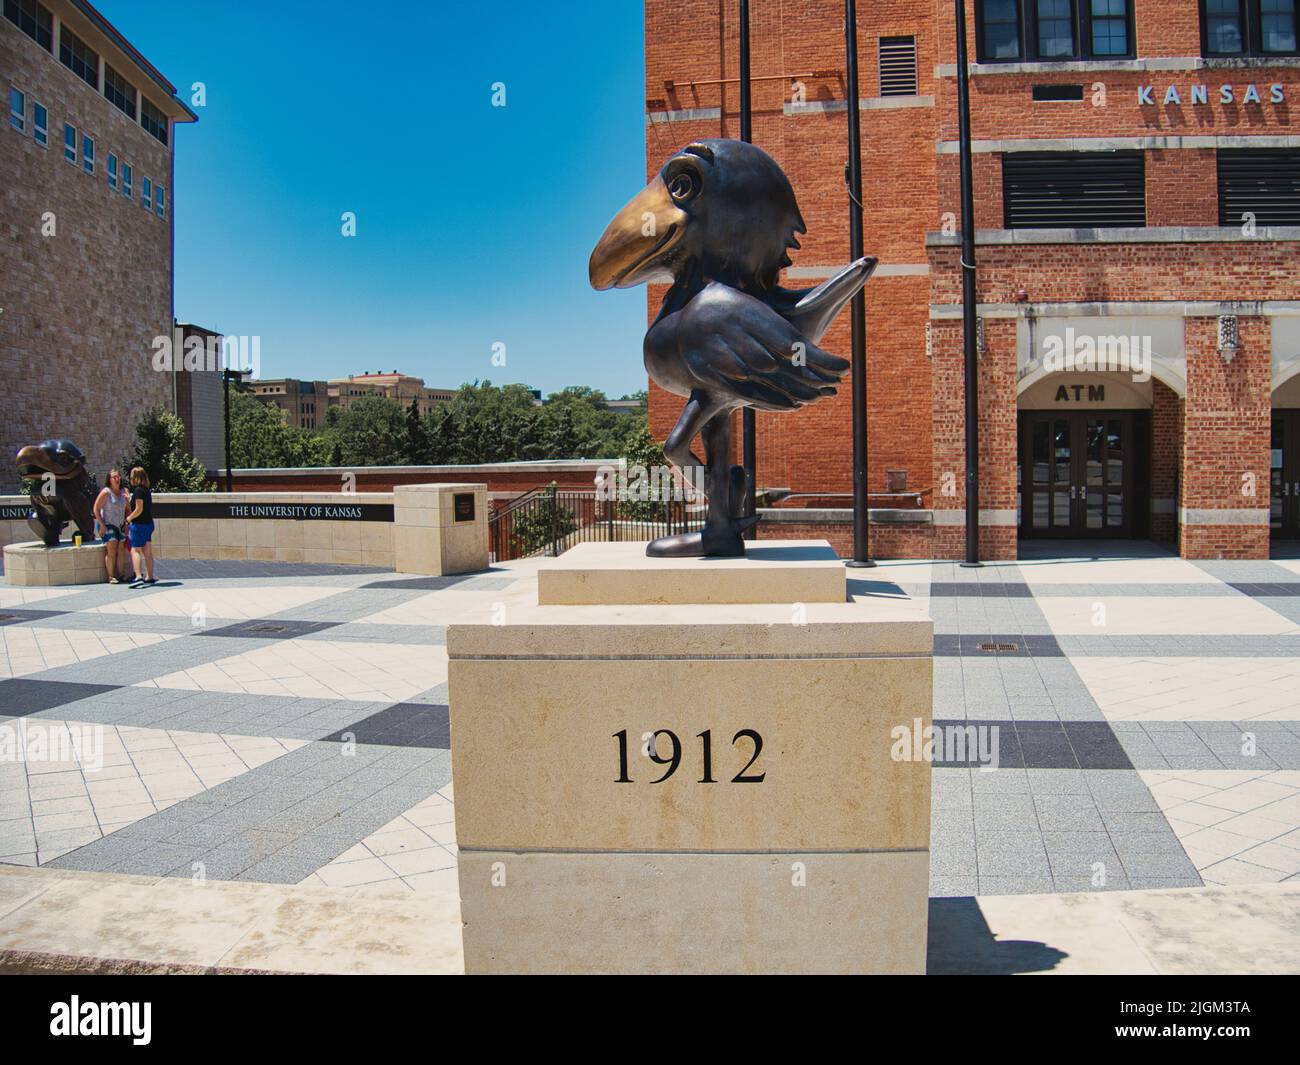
[2,545,1300,903]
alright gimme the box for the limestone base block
[393,482,488,575]
[458,849,929,975]
[4,541,109,586]
[538,539,847,605]
[447,539,933,974]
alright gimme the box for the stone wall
[1,14,175,493]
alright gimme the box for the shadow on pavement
[926,897,1069,975]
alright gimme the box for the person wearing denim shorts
[125,466,156,587]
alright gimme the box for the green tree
[121,408,211,492]
[405,398,431,465]
[321,395,409,466]
[228,390,330,469]
[424,404,460,464]
[544,404,580,458]
[616,422,672,522]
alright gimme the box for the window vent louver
[1217,149,1300,227]
[878,36,918,97]
[1002,151,1146,229]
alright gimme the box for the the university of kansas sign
[1139,83,1286,106]
[151,501,394,522]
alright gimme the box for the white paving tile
[1039,596,1300,636]
[138,640,446,702]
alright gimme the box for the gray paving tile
[1051,874,1134,892]
[928,875,977,897]
[977,875,1055,896]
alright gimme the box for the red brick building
[642,0,1300,559]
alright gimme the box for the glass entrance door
[1020,411,1135,538]
[1274,411,1300,540]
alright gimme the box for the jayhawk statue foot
[589,138,876,558]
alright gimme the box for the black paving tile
[0,608,69,627]
[1227,582,1300,598]
[933,635,1064,658]
[321,702,451,749]
[0,678,121,716]
[1062,721,1134,770]
[932,720,1023,768]
[361,574,483,591]
[200,618,343,639]
[1014,722,1079,768]
[931,718,1133,770]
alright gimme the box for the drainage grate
[248,623,288,634]
[978,642,1019,653]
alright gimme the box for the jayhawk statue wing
[678,282,850,412]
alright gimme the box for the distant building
[2,0,197,489]
[328,372,455,416]
[172,321,223,471]
[250,372,454,427]
[250,378,329,430]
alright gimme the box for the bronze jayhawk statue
[590,139,875,558]
[15,439,98,547]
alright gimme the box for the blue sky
[98,0,650,397]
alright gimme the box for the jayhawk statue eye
[668,170,698,202]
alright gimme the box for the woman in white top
[93,468,131,584]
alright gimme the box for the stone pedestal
[393,483,489,576]
[4,540,108,586]
[447,539,932,974]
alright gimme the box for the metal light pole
[739,0,757,537]
[955,0,982,567]
[221,368,243,493]
[845,0,874,567]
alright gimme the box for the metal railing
[489,484,704,562]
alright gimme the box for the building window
[108,152,118,189]
[981,0,1023,58]
[63,121,75,164]
[142,176,152,211]
[1203,0,1299,55]
[140,97,168,145]
[103,64,137,120]
[1037,0,1076,56]
[32,100,46,145]
[122,161,132,198]
[976,0,1134,61]
[878,36,919,96]
[155,184,166,218]
[3,0,52,51]
[82,133,94,174]
[1089,0,1131,54]
[1002,150,1146,227]
[59,25,99,89]
[1218,149,1300,225]
[9,86,24,132]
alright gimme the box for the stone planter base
[3,540,109,586]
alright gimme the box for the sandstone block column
[393,483,488,575]
[447,540,933,974]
